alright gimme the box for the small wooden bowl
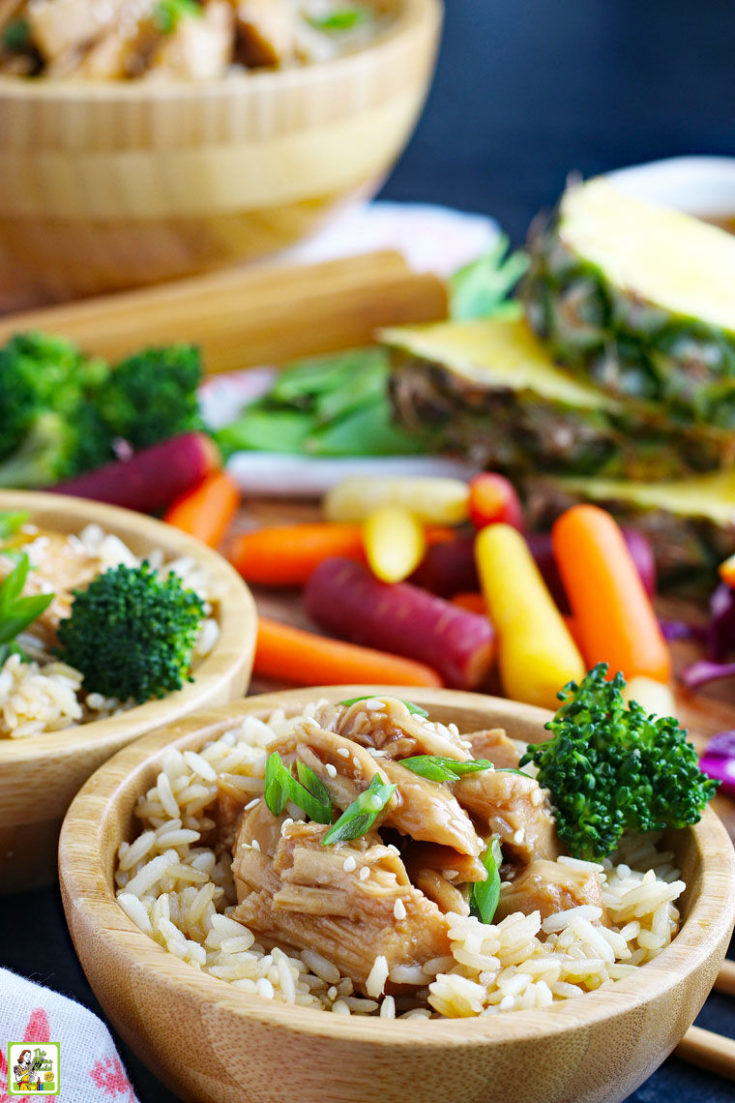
[0,0,442,309]
[59,686,735,1103]
[0,490,256,894]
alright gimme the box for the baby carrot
[450,592,486,614]
[229,523,365,586]
[363,505,426,583]
[552,504,671,683]
[164,470,240,548]
[254,616,443,687]
[476,524,585,709]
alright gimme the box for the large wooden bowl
[0,0,442,309]
[0,490,256,894]
[59,686,735,1103]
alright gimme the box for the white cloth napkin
[0,199,496,1102]
[0,967,140,1102]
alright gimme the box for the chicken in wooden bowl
[59,681,735,1103]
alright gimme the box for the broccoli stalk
[96,345,204,450]
[56,562,205,703]
[0,407,114,489]
[520,663,719,860]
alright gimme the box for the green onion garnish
[0,553,54,666]
[471,837,503,925]
[308,9,368,32]
[0,511,29,541]
[321,774,397,845]
[340,695,429,718]
[264,751,333,824]
[401,755,495,783]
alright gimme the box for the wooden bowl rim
[0,0,441,103]
[0,489,256,768]
[59,684,735,1047]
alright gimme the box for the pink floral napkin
[0,967,139,1101]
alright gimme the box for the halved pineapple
[383,317,735,480]
[523,469,735,591]
[524,178,735,426]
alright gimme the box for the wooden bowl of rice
[0,0,441,310]
[59,687,735,1103]
[0,489,256,895]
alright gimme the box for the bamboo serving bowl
[0,490,256,895]
[59,686,735,1103]
[0,0,442,310]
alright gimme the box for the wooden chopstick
[0,251,448,373]
[675,1026,735,1081]
[672,960,735,1081]
[714,958,735,998]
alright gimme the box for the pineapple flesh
[524,178,735,427]
[384,317,735,480]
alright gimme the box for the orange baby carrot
[254,616,443,687]
[552,504,671,683]
[229,523,365,586]
[451,592,486,615]
[164,470,240,548]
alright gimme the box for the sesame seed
[337,747,350,758]
[244,797,261,811]
[280,817,294,836]
[387,844,400,856]
[251,839,261,852]
[393,898,407,920]
[352,756,361,771]
[512,828,525,845]
[359,866,370,881]
[343,856,357,872]
[325,763,337,778]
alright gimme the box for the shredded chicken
[463,728,522,770]
[454,769,560,864]
[232,801,451,993]
[233,0,297,67]
[147,1,233,80]
[495,858,610,926]
[403,843,487,917]
[313,696,470,762]
[268,721,482,857]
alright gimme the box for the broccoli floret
[96,345,204,449]
[520,663,719,861]
[57,562,206,703]
[0,332,99,460]
[0,406,114,488]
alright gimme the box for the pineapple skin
[524,211,735,429]
[389,350,735,481]
[522,478,735,593]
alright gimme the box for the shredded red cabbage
[680,660,735,690]
[706,582,735,662]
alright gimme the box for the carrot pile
[162,466,672,702]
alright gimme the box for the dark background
[3,2,735,1101]
[384,0,735,242]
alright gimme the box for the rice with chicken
[0,522,221,739]
[115,696,685,1018]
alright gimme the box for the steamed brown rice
[114,702,686,1019]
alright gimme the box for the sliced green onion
[263,751,332,824]
[0,553,54,649]
[0,511,29,541]
[321,774,396,845]
[496,768,532,777]
[308,9,368,32]
[339,695,429,718]
[401,755,495,783]
[471,837,503,924]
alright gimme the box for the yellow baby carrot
[475,523,585,708]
